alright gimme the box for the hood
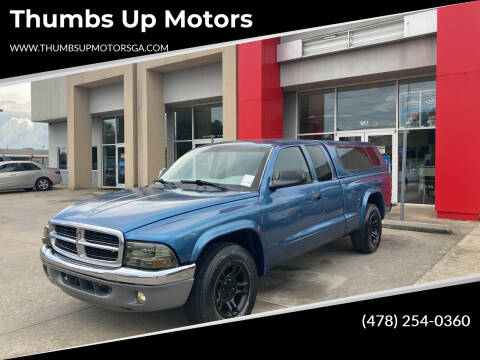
[53,186,258,233]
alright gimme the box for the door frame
[101,115,125,189]
[335,130,367,142]
[115,143,125,189]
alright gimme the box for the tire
[351,204,382,254]
[35,177,51,191]
[184,242,257,324]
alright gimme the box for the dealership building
[31,2,480,221]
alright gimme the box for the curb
[383,219,452,234]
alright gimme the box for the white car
[0,161,62,191]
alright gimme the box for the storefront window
[175,141,193,160]
[337,81,396,130]
[116,116,124,143]
[298,90,335,134]
[58,147,67,170]
[102,118,116,144]
[173,103,223,160]
[194,104,223,139]
[92,147,98,171]
[398,129,435,204]
[399,77,436,128]
[174,107,192,141]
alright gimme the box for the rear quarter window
[336,146,380,172]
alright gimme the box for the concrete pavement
[417,222,480,283]
[0,187,477,358]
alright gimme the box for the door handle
[313,193,322,201]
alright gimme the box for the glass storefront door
[102,115,124,188]
[336,130,397,203]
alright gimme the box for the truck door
[262,146,325,267]
[304,145,345,242]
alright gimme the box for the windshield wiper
[153,178,176,188]
[180,179,227,191]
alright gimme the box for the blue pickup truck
[40,140,391,323]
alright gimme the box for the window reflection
[398,129,435,204]
[298,90,335,134]
[399,77,436,128]
[173,103,223,161]
[194,104,223,139]
[337,82,396,130]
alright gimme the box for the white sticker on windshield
[240,174,255,187]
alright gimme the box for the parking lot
[0,186,478,358]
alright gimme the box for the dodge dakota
[40,140,391,323]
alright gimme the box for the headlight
[42,223,52,246]
[124,242,178,270]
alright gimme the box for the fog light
[137,291,146,304]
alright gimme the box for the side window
[306,146,333,181]
[14,163,27,172]
[0,164,16,173]
[336,146,379,172]
[272,147,312,184]
[24,163,40,171]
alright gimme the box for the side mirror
[158,168,167,178]
[269,169,306,190]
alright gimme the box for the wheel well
[367,192,385,218]
[198,230,265,276]
[37,176,51,183]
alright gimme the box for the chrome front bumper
[40,245,196,311]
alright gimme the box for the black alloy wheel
[367,211,381,248]
[214,262,251,318]
[351,203,382,253]
[184,242,257,324]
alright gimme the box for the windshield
[161,144,271,191]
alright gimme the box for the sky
[0,82,48,150]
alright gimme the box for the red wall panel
[436,1,480,220]
[237,39,283,139]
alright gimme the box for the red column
[237,38,283,139]
[436,1,480,221]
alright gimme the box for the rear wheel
[35,177,51,191]
[184,242,257,324]
[351,204,382,253]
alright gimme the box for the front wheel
[351,204,382,253]
[184,242,257,324]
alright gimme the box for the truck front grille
[55,239,77,254]
[55,225,76,239]
[85,247,118,261]
[51,223,123,267]
[85,230,119,247]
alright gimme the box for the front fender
[191,219,264,263]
